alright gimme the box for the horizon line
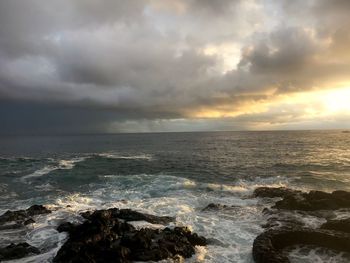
[1,128,349,137]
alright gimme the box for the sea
[1,130,350,262]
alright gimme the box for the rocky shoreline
[0,205,50,261]
[2,187,350,262]
[54,208,206,263]
[253,187,350,263]
[0,206,207,262]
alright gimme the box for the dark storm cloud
[239,27,318,74]
[0,0,350,134]
[0,1,145,58]
[188,0,241,15]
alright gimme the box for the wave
[273,162,350,170]
[20,166,57,181]
[53,174,267,262]
[1,211,69,263]
[20,157,87,182]
[96,153,153,161]
[1,172,334,263]
[91,174,299,208]
[287,245,350,263]
[0,183,18,200]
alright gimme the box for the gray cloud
[0,0,350,134]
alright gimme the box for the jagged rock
[0,242,40,261]
[201,203,241,212]
[321,218,350,233]
[80,208,174,225]
[54,208,206,263]
[252,188,350,263]
[0,205,51,227]
[274,190,350,211]
[253,228,350,263]
[254,187,301,199]
[202,203,228,210]
[260,208,320,230]
[255,187,350,211]
[261,216,304,229]
[57,222,77,233]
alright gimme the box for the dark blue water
[1,131,350,262]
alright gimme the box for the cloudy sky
[1,0,350,134]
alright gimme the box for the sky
[1,0,350,134]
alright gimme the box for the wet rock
[26,204,51,216]
[81,208,174,225]
[203,203,228,210]
[274,190,350,211]
[0,205,51,227]
[260,208,319,230]
[24,218,35,225]
[202,203,241,212]
[0,223,23,230]
[202,203,229,211]
[321,218,350,233]
[255,187,350,211]
[252,188,350,262]
[57,222,77,233]
[253,228,350,263]
[261,216,304,229]
[254,187,301,199]
[0,242,40,261]
[54,208,206,263]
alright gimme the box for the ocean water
[1,130,350,262]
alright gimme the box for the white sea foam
[287,245,350,263]
[0,184,18,200]
[20,157,86,182]
[2,173,303,262]
[20,166,57,181]
[50,174,273,262]
[57,158,86,169]
[34,183,55,191]
[97,152,153,161]
[0,208,70,263]
[129,221,165,230]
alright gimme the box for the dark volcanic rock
[255,187,350,211]
[254,187,301,199]
[274,190,350,211]
[0,205,51,227]
[0,223,23,231]
[80,208,174,225]
[202,203,229,211]
[54,208,206,263]
[0,242,40,261]
[57,222,77,233]
[202,203,241,212]
[253,228,350,263]
[252,188,350,262]
[0,205,48,260]
[321,218,350,233]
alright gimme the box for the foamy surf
[20,157,87,182]
[96,153,153,161]
[1,130,350,262]
[20,166,57,181]
[1,172,347,262]
[42,174,275,262]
